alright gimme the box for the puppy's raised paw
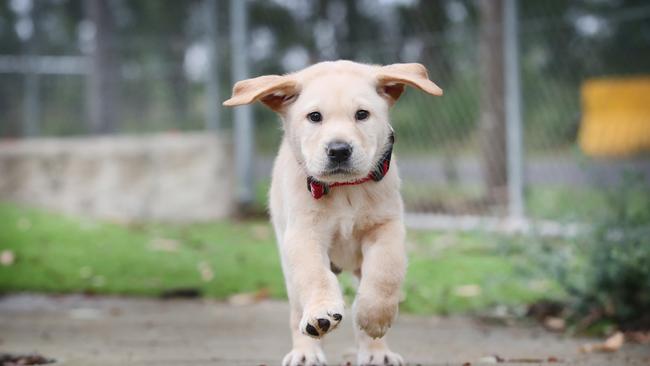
[282,346,327,366]
[299,300,344,338]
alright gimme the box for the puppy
[224,61,442,366]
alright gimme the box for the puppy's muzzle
[326,141,353,164]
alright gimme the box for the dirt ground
[1,294,648,366]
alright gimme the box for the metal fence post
[230,0,255,209]
[504,0,525,219]
[23,66,40,137]
[205,0,220,131]
[23,4,40,137]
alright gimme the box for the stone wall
[0,133,234,222]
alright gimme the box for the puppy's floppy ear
[376,63,443,104]
[223,74,299,112]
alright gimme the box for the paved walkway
[1,294,648,366]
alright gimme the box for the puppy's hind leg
[353,315,404,366]
[352,277,404,366]
[354,220,407,365]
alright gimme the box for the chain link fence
[1,0,649,224]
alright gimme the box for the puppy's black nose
[327,141,353,163]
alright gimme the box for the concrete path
[1,294,648,366]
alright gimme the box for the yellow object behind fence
[579,77,650,157]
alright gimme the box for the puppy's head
[224,61,442,182]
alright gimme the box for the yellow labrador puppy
[224,60,442,366]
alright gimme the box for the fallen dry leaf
[506,358,545,363]
[0,250,15,266]
[603,331,625,350]
[477,355,503,363]
[197,261,214,282]
[579,343,595,353]
[0,353,55,365]
[478,355,561,364]
[454,284,481,298]
[580,331,624,353]
[251,224,272,240]
[625,331,650,344]
[543,316,566,332]
[227,288,270,306]
[148,238,180,252]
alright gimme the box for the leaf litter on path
[0,353,55,365]
[477,354,562,363]
[227,288,270,306]
[580,331,625,353]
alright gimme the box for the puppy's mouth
[322,166,354,176]
[315,164,367,182]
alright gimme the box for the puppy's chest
[325,192,379,272]
[328,223,363,272]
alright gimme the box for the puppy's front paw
[357,347,404,366]
[355,295,398,339]
[299,299,344,339]
[282,346,327,366]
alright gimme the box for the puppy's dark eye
[355,109,370,121]
[307,111,322,123]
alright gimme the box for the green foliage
[525,185,609,221]
[573,174,650,329]
[521,174,650,331]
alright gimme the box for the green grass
[402,231,562,314]
[0,203,561,315]
[0,203,284,298]
[526,186,609,221]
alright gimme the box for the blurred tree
[23,0,41,137]
[521,0,650,79]
[249,0,302,73]
[396,1,453,78]
[1,0,648,144]
[478,0,507,205]
[0,1,21,136]
[336,0,382,61]
[122,0,199,126]
[87,0,120,134]
[0,2,21,53]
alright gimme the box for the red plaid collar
[307,132,394,200]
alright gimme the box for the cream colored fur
[224,60,442,366]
